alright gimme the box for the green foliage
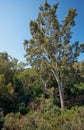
[2,106,84,130]
[0,1,84,129]
[0,52,9,62]
[0,112,4,130]
[3,113,21,130]
[17,68,43,99]
[0,52,83,129]
[7,82,14,95]
[23,0,84,109]
[17,102,27,115]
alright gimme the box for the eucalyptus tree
[23,0,84,109]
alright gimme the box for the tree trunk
[42,80,47,95]
[58,79,65,110]
[51,69,65,110]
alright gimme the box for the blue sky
[0,0,84,62]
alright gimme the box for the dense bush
[1,106,84,130]
[3,113,21,130]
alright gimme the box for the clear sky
[0,0,84,62]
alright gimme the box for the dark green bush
[0,112,4,129]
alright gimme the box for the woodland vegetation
[0,1,84,130]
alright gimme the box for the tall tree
[23,0,84,109]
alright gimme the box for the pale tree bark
[58,79,65,110]
[51,69,65,110]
